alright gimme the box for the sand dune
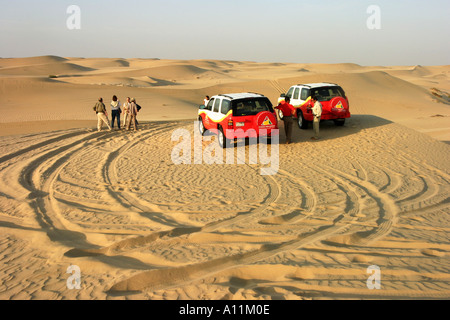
[0,62,94,76]
[68,58,131,69]
[56,75,177,88]
[0,55,68,68]
[0,56,449,300]
[104,64,233,82]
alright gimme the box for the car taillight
[228,119,233,128]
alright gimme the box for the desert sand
[0,56,449,300]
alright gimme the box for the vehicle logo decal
[262,116,273,126]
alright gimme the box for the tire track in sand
[313,163,400,245]
[67,125,308,258]
[66,162,283,257]
[269,80,286,96]
[106,164,364,294]
[6,130,112,246]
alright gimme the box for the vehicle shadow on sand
[280,114,393,144]
[200,114,393,146]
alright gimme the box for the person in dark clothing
[110,95,121,130]
[275,97,296,144]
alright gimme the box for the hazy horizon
[1,0,449,66]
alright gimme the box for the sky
[0,0,449,66]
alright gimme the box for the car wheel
[297,110,308,129]
[218,126,229,148]
[198,117,206,135]
[334,119,345,126]
[278,109,284,120]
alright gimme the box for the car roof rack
[296,82,339,87]
[218,93,265,100]
[218,94,234,99]
[247,92,264,96]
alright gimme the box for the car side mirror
[199,105,206,109]
[280,93,286,98]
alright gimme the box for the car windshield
[311,87,345,102]
[232,98,274,116]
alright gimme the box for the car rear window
[232,98,274,117]
[311,87,346,102]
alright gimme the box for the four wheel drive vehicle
[277,83,351,129]
[198,93,279,148]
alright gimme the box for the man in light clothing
[121,97,131,129]
[309,96,322,140]
[126,98,138,131]
[93,98,111,132]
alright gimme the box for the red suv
[198,93,278,147]
[278,83,351,128]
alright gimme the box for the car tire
[198,117,206,135]
[218,126,230,148]
[334,119,345,126]
[278,109,284,120]
[297,110,308,129]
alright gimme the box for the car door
[286,87,294,99]
[300,87,312,114]
[208,98,224,127]
[203,98,215,128]
[290,87,302,108]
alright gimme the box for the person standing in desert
[121,97,131,129]
[309,95,322,140]
[126,98,138,131]
[275,96,296,144]
[110,95,121,130]
[93,98,112,132]
[134,99,141,126]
